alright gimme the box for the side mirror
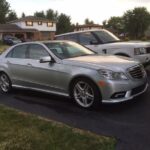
[40,56,52,63]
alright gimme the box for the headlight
[98,69,128,80]
[134,48,147,55]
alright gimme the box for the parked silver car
[0,41,148,109]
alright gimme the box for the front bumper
[102,83,148,103]
[134,54,150,65]
[97,76,148,103]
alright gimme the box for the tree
[21,12,26,18]
[84,18,94,25]
[0,0,10,23]
[6,10,17,22]
[56,13,73,34]
[106,16,124,34]
[46,9,58,21]
[34,11,45,18]
[102,20,107,28]
[123,7,150,39]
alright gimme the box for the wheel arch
[114,53,130,57]
[0,70,12,83]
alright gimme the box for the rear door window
[56,34,78,43]
[64,34,78,42]
[6,44,28,59]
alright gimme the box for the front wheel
[71,78,101,109]
[0,73,12,93]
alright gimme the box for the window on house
[26,21,33,26]
[47,22,53,27]
[38,21,42,25]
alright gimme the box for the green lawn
[0,44,9,54]
[0,105,116,150]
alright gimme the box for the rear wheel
[0,73,12,93]
[71,78,101,109]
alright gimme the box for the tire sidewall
[70,78,101,109]
[0,73,12,93]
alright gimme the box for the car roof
[55,29,106,37]
[11,40,75,46]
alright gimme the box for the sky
[7,0,150,24]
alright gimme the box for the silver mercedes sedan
[0,41,148,109]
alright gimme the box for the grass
[0,105,116,150]
[0,43,9,54]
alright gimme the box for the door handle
[102,49,107,54]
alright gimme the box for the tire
[70,78,101,109]
[0,73,12,93]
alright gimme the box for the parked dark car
[3,36,22,45]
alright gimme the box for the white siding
[13,21,56,31]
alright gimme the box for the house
[0,16,56,41]
[74,24,103,32]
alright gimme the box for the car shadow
[9,87,149,115]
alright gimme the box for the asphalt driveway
[0,77,150,150]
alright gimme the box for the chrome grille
[128,65,145,79]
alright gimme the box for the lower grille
[131,84,146,96]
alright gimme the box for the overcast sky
[7,0,150,24]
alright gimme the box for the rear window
[56,34,78,42]
[6,45,28,59]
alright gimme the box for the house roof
[8,16,55,24]
[0,24,23,32]
[0,24,38,33]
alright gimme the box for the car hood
[101,41,150,49]
[63,55,139,71]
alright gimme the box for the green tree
[102,20,107,28]
[56,13,73,34]
[123,7,150,39]
[0,0,10,23]
[34,11,45,18]
[6,10,17,22]
[21,12,26,18]
[106,16,124,34]
[84,18,94,25]
[46,9,58,21]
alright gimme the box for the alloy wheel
[73,81,95,108]
[0,73,11,93]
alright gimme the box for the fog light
[111,92,126,99]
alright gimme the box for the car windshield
[94,30,120,44]
[44,41,95,59]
